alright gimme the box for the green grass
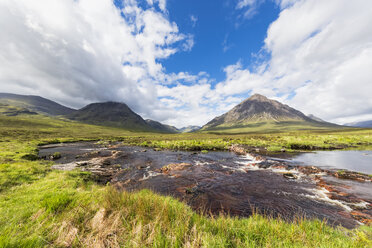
[202,120,335,133]
[122,129,372,152]
[0,112,371,247]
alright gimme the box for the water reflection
[291,150,372,174]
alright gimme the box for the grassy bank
[0,113,371,247]
[122,129,372,152]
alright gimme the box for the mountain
[145,119,180,133]
[307,114,326,122]
[0,93,75,116]
[345,120,372,128]
[67,102,154,131]
[69,102,181,132]
[0,93,181,133]
[179,126,201,133]
[202,94,339,132]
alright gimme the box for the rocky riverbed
[39,142,372,228]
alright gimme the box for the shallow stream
[39,142,372,229]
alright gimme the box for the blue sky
[163,0,280,84]
[1,0,372,127]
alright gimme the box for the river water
[290,150,372,174]
[39,142,372,228]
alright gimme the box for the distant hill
[67,102,154,131]
[345,120,372,128]
[202,94,340,132]
[145,119,180,133]
[0,93,181,133]
[179,126,201,133]
[0,93,75,116]
[307,114,326,122]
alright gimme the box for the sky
[0,0,372,128]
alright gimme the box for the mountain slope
[179,126,201,133]
[145,119,179,133]
[67,102,153,131]
[307,114,326,123]
[202,94,339,132]
[345,120,372,128]
[0,93,75,116]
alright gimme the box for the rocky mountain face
[145,119,179,133]
[0,93,75,116]
[67,102,153,131]
[202,94,335,130]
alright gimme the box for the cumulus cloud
[157,0,372,126]
[0,0,371,127]
[215,0,372,124]
[0,0,197,125]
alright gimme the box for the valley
[0,93,371,247]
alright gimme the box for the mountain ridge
[345,120,372,128]
[145,119,180,133]
[202,94,339,131]
[0,93,75,116]
[67,102,156,131]
[0,93,177,133]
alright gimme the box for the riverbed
[39,142,372,228]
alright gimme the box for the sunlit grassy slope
[201,120,343,134]
[0,111,371,247]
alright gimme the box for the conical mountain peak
[202,94,318,129]
[248,93,269,101]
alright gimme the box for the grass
[0,112,371,247]
[122,129,372,152]
[201,120,341,134]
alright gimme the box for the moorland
[1,103,372,247]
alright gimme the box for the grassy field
[0,113,371,247]
[122,128,372,152]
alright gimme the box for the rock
[350,211,372,225]
[185,186,198,194]
[123,179,135,185]
[229,145,246,155]
[280,148,286,152]
[299,166,323,175]
[258,161,271,169]
[185,185,203,195]
[50,152,61,160]
[283,173,297,180]
[160,163,192,173]
[334,170,371,181]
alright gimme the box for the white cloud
[236,0,264,19]
[146,0,167,12]
[190,15,197,28]
[0,0,196,126]
[215,0,372,124]
[1,0,371,128]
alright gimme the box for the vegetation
[202,120,340,133]
[0,112,371,247]
[124,129,372,152]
